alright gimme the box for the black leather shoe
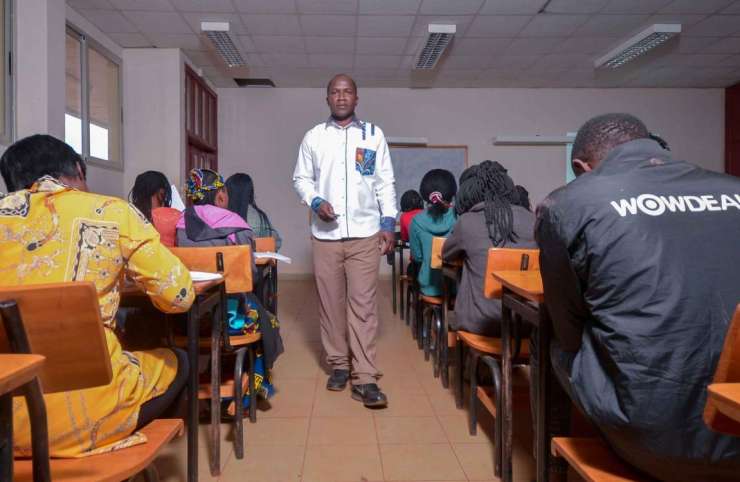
[326,369,350,391]
[351,383,388,408]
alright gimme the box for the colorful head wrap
[185,168,224,201]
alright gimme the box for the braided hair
[456,160,518,246]
[419,169,457,220]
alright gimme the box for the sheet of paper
[254,251,292,264]
[170,184,186,211]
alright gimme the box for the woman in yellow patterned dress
[0,135,195,457]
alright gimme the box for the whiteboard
[389,146,467,211]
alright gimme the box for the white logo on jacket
[610,194,740,217]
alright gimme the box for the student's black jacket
[535,139,740,481]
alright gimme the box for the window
[65,26,122,169]
[0,0,13,145]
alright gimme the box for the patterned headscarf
[185,168,224,201]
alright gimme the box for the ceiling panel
[251,35,306,53]
[305,36,356,53]
[183,49,218,66]
[68,0,114,9]
[659,0,734,14]
[705,36,740,53]
[261,53,310,67]
[237,35,257,51]
[601,0,672,14]
[359,0,421,15]
[147,33,205,49]
[357,15,415,36]
[296,0,358,14]
[545,0,608,14]
[355,54,403,68]
[419,0,484,15]
[518,14,588,37]
[724,1,740,13]
[109,0,173,10]
[465,15,532,37]
[300,15,357,36]
[241,14,301,35]
[479,0,546,15]
[449,37,512,55]
[505,37,561,55]
[646,14,707,27]
[308,53,355,68]
[684,15,740,36]
[487,54,542,69]
[77,9,139,33]
[437,54,488,69]
[169,0,236,13]
[234,0,298,14]
[574,14,650,37]
[124,11,193,34]
[676,36,725,53]
[356,36,408,53]
[555,36,620,54]
[108,32,152,47]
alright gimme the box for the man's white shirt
[293,118,397,240]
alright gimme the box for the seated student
[129,170,180,247]
[177,168,283,404]
[535,113,740,481]
[442,161,536,336]
[409,169,457,297]
[399,189,424,243]
[0,135,194,457]
[225,173,282,250]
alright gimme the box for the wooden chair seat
[458,331,530,358]
[419,295,443,305]
[13,419,183,482]
[551,437,648,482]
[0,354,45,394]
[173,332,261,349]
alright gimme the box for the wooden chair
[551,437,648,482]
[169,245,261,466]
[0,282,183,482]
[705,304,740,436]
[415,237,447,368]
[254,237,279,315]
[454,248,539,477]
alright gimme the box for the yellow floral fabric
[0,177,195,457]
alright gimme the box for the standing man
[293,74,396,407]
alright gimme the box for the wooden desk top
[0,354,45,395]
[255,258,275,266]
[121,278,223,297]
[707,383,740,428]
[491,270,544,303]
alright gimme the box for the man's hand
[317,201,338,222]
[378,231,395,255]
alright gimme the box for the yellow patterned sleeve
[119,203,195,313]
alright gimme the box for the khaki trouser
[312,234,381,385]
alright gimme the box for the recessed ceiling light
[414,24,456,70]
[201,21,245,68]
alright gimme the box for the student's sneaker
[326,369,350,391]
[351,383,388,408]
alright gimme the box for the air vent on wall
[234,78,276,88]
[595,24,681,69]
[201,21,245,68]
[414,24,456,70]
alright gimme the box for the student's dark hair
[456,160,519,246]
[129,170,171,222]
[514,185,531,211]
[0,134,87,192]
[326,73,357,94]
[571,113,649,165]
[225,173,272,232]
[419,169,456,220]
[649,132,670,151]
[400,190,424,212]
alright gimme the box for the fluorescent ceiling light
[595,23,681,69]
[201,21,245,68]
[414,24,456,70]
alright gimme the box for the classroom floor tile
[151,279,539,481]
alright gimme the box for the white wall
[122,49,185,196]
[217,87,724,276]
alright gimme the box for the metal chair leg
[480,355,503,478]
[455,342,465,409]
[468,351,480,436]
[432,308,441,377]
[233,347,247,460]
[423,306,432,361]
[440,312,450,389]
[248,345,257,423]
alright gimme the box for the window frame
[0,0,14,146]
[65,23,124,171]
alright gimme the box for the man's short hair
[0,134,86,192]
[326,74,357,95]
[572,113,649,165]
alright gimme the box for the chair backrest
[170,245,253,294]
[483,248,540,299]
[704,304,740,432]
[254,236,276,253]
[0,282,112,394]
[431,236,446,269]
